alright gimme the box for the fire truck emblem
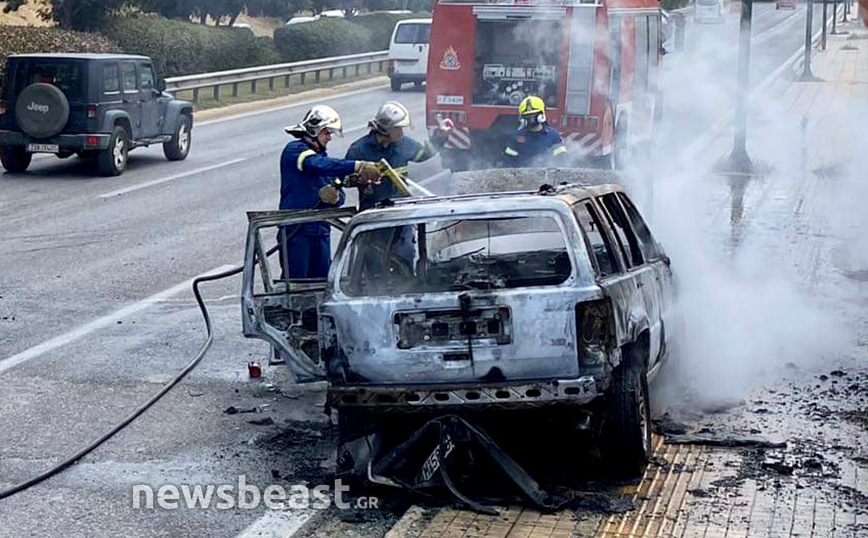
[439,47,461,71]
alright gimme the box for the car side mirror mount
[156,78,166,92]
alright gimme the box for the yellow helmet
[518,95,546,116]
[518,95,546,127]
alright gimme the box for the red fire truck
[425,0,665,169]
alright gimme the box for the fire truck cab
[425,0,665,169]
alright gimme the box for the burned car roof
[348,182,627,224]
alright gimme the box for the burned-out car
[242,173,678,504]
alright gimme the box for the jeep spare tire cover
[15,83,70,139]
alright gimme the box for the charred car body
[242,171,678,503]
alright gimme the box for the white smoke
[623,8,865,403]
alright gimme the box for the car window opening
[340,214,573,297]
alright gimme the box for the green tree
[246,0,309,18]
[2,0,131,30]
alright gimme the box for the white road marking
[196,85,389,127]
[0,264,236,375]
[98,159,247,198]
[233,509,316,538]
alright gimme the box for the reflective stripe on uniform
[297,149,317,171]
[504,147,519,157]
[552,145,567,156]
[393,165,410,175]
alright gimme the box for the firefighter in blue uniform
[279,105,380,279]
[502,95,568,167]
[345,101,449,210]
[344,101,450,275]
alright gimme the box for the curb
[383,505,429,538]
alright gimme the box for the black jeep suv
[0,53,193,176]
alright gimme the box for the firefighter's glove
[434,118,454,140]
[356,161,382,187]
[318,184,341,205]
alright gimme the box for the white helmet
[285,105,343,138]
[368,101,411,134]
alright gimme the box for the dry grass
[0,0,51,27]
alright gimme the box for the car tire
[601,344,651,477]
[98,126,129,176]
[1,146,33,173]
[390,78,402,92]
[14,83,70,139]
[163,114,192,161]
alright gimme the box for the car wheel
[1,145,32,173]
[601,344,652,477]
[98,126,129,176]
[163,115,192,161]
[390,78,402,92]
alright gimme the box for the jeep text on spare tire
[0,53,193,176]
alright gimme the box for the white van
[388,18,432,92]
[694,0,725,23]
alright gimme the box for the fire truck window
[635,16,649,101]
[472,19,562,108]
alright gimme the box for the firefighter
[279,105,380,279]
[345,101,449,210]
[502,96,568,167]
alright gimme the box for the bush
[0,26,120,85]
[103,14,276,77]
[274,18,371,62]
[349,12,422,51]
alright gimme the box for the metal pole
[731,0,754,167]
[832,0,839,34]
[822,0,828,50]
[801,0,816,79]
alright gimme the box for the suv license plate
[26,144,59,153]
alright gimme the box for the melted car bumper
[327,376,601,411]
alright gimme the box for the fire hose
[0,161,430,500]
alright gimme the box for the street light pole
[822,0,828,50]
[801,0,817,79]
[730,0,754,168]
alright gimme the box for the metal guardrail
[164,51,390,103]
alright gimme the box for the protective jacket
[345,132,440,210]
[503,126,567,168]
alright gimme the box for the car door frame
[571,196,643,372]
[136,61,163,138]
[614,191,674,370]
[119,60,143,139]
[593,192,663,373]
[241,207,357,383]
